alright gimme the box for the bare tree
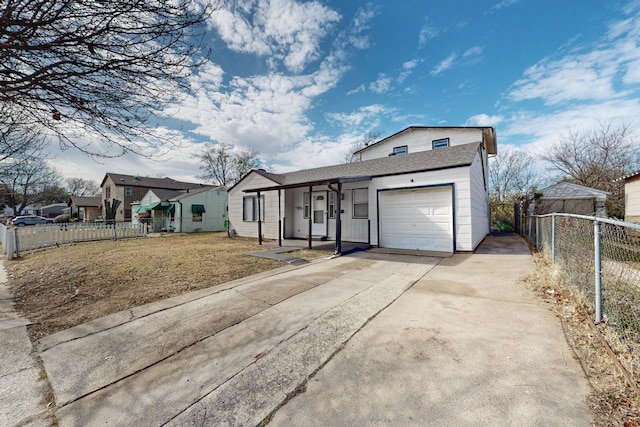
[344,130,384,163]
[1,0,218,158]
[234,147,259,182]
[0,156,62,215]
[543,122,640,218]
[489,148,541,203]
[66,178,100,197]
[197,142,259,186]
[0,113,49,162]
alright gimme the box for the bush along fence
[523,213,640,387]
[0,221,148,259]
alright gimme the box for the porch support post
[278,189,282,247]
[335,183,342,255]
[257,191,262,245]
[308,185,313,249]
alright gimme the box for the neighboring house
[40,203,68,218]
[618,171,640,223]
[131,186,227,233]
[530,182,609,217]
[100,173,210,221]
[67,196,102,221]
[3,205,39,217]
[228,126,497,254]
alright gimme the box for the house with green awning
[131,186,227,233]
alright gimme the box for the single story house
[228,126,497,255]
[530,182,609,217]
[40,203,68,218]
[101,173,211,221]
[131,186,227,233]
[67,196,102,221]
[618,171,640,223]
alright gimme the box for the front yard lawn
[6,232,329,342]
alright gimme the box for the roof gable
[353,126,497,156]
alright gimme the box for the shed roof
[241,142,481,192]
[537,182,610,200]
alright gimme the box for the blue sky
[54,0,640,184]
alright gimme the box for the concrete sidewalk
[3,235,593,426]
[0,264,52,427]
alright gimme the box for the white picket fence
[0,221,147,259]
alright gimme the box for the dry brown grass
[6,232,329,342]
[525,253,640,426]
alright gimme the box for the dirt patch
[525,253,640,426]
[5,233,328,343]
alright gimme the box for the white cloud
[210,0,341,73]
[398,58,423,83]
[491,0,520,11]
[418,22,439,48]
[326,104,392,128]
[465,114,503,127]
[508,10,640,106]
[431,53,456,76]
[463,46,483,58]
[369,74,393,94]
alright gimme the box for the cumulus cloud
[465,114,503,127]
[209,0,341,73]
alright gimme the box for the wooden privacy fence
[0,221,147,259]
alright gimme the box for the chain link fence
[523,214,640,385]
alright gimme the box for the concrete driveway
[35,235,592,426]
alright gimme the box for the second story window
[392,145,408,155]
[105,186,111,199]
[125,186,133,197]
[432,138,450,149]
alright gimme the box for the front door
[311,191,327,236]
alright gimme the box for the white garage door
[379,187,453,252]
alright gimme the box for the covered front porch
[244,177,372,256]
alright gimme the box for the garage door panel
[379,187,453,252]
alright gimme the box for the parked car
[11,216,54,227]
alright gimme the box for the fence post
[594,220,602,323]
[535,216,539,250]
[551,214,556,263]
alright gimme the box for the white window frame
[393,145,408,155]
[303,192,310,219]
[328,191,336,219]
[432,138,450,149]
[243,195,265,222]
[352,188,368,219]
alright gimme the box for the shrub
[54,214,71,223]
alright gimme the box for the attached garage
[378,186,454,253]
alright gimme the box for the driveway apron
[41,252,439,426]
[37,235,592,426]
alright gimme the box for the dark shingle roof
[101,173,208,190]
[246,142,480,191]
[68,196,102,207]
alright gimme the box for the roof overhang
[243,176,372,193]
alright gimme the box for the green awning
[167,204,175,214]
[191,204,206,213]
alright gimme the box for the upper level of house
[354,126,497,161]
